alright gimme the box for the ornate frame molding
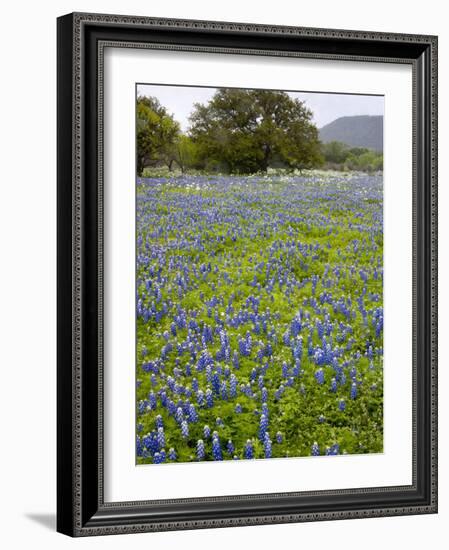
[57,12,437,537]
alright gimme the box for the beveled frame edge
[57,11,438,537]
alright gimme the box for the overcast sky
[137,84,384,131]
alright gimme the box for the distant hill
[319,115,383,152]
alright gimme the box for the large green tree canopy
[188,89,323,173]
[136,96,180,175]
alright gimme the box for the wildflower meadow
[135,172,383,464]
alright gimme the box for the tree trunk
[261,144,271,172]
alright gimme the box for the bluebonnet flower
[143,433,158,454]
[227,440,235,455]
[168,448,177,460]
[167,399,177,417]
[330,377,337,393]
[137,423,143,433]
[338,399,346,412]
[155,414,163,429]
[136,436,143,457]
[235,403,242,414]
[203,425,211,439]
[205,364,212,383]
[212,371,220,395]
[238,337,251,357]
[196,439,205,460]
[212,436,223,461]
[153,452,163,464]
[197,389,205,407]
[350,382,358,400]
[188,403,198,422]
[325,443,340,456]
[220,380,228,400]
[276,431,283,444]
[250,368,258,383]
[244,440,254,459]
[274,384,285,400]
[318,414,325,423]
[292,360,301,377]
[216,417,224,427]
[261,402,269,418]
[259,414,268,440]
[263,432,272,458]
[291,315,302,337]
[157,427,165,449]
[159,391,168,407]
[230,374,238,398]
[137,400,149,415]
[311,442,320,456]
[261,387,268,403]
[175,407,184,424]
[181,420,189,439]
[205,388,214,408]
[315,368,325,385]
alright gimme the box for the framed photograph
[57,12,438,536]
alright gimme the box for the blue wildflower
[315,368,325,385]
[181,420,189,439]
[263,432,272,458]
[259,414,268,441]
[212,436,223,461]
[168,448,177,460]
[196,439,205,460]
[157,427,165,449]
[244,440,254,459]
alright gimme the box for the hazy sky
[137,84,384,131]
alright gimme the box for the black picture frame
[57,12,438,537]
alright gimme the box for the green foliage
[136,173,384,463]
[321,140,383,172]
[136,96,181,175]
[173,134,201,173]
[188,89,324,174]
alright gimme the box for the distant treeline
[321,141,383,173]
[137,91,382,176]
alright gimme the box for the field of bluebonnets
[136,172,383,464]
